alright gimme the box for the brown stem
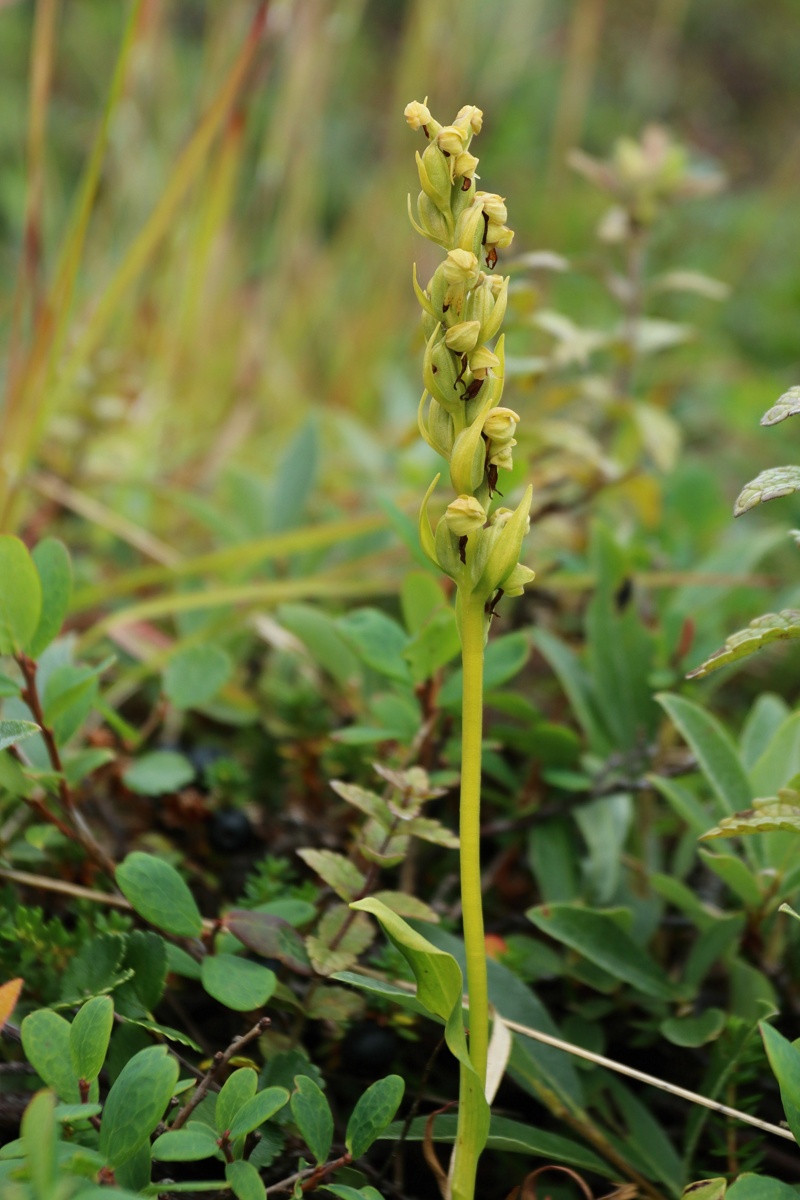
[170,1017,271,1132]
[15,651,117,877]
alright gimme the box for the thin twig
[170,1017,271,1131]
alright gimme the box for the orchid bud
[404,100,432,131]
[442,248,480,286]
[455,104,483,135]
[436,124,468,156]
[486,221,515,250]
[468,344,500,379]
[483,407,520,442]
[417,191,450,244]
[444,321,481,354]
[477,192,507,224]
[444,494,487,536]
[454,151,480,184]
[500,562,536,597]
[488,441,516,471]
[423,328,462,413]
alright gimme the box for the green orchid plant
[352,100,533,1200]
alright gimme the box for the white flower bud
[483,407,520,442]
[405,100,432,131]
[436,124,468,156]
[455,105,483,135]
[444,321,481,353]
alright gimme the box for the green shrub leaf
[98,1044,179,1167]
[152,1124,220,1161]
[296,849,366,901]
[526,904,677,1000]
[345,1075,405,1160]
[29,539,72,658]
[0,719,40,753]
[70,996,114,1082]
[163,644,232,709]
[216,1067,258,1135]
[224,910,314,975]
[116,851,204,937]
[760,1021,800,1144]
[735,465,800,516]
[200,954,276,1011]
[122,750,195,796]
[656,693,752,817]
[225,1159,266,1200]
[21,1008,81,1101]
[290,1075,333,1164]
[228,1086,289,1139]
[0,536,42,655]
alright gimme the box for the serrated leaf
[329,780,391,823]
[345,1075,405,1159]
[99,1045,179,1168]
[735,465,800,517]
[224,910,314,975]
[290,1075,333,1164]
[216,1068,258,1135]
[225,1159,266,1200]
[201,955,276,1011]
[123,750,195,796]
[228,1086,289,1138]
[21,1008,81,1101]
[0,536,42,655]
[163,644,232,710]
[296,849,365,902]
[761,386,800,426]
[304,985,365,1021]
[152,1124,220,1161]
[687,610,800,679]
[526,904,677,999]
[357,819,409,868]
[70,996,114,1083]
[116,852,204,937]
[306,907,374,976]
[29,540,72,658]
[701,789,800,839]
[0,719,40,753]
[402,816,459,848]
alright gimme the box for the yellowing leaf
[0,978,22,1032]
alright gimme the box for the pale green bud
[444,320,481,353]
[443,248,480,286]
[417,144,452,210]
[454,150,480,183]
[466,275,508,343]
[488,440,516,470]
[450,419,489,496]
[454,200,485,257]
[436,124,468,156]
[455,104,483,135]
[486,221,515,249]
[472,486,533,602]
[444,494,487,536]
[483,406,520,442]
[434,516,464,581]
[500,562,536,597]
[468,344,500,379]
[476,191,507,224]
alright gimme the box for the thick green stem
[449,591,489,1200]
[458,593,489,1085]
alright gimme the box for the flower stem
[458,593,488,1085]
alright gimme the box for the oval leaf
[228,1086,289,1139]
[345,1075,405,1160]
[216,1067,258,1136]
[29,539,72,658]
[70,996,114,1082]
[224,910,313,975]
[201,955,276,1012]
[123,750,195,796]
[225,1159,266,1200]
[163,644,232,710]
[21,1008,81,1101]
[152,1124,220,1161]
[290,1075,333,1165]
[98,1044,179,1168]
[0,536,42,655]
[116,851,203,937]
[0,719,39,754]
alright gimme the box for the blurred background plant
[3,2,800,1199]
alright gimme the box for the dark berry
[209,808,253,853]
[340,1021,398,1077]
